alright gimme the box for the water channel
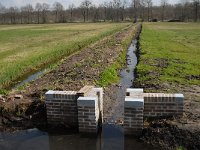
[0,39,159,150]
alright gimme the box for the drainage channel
[101,38,156,150]
[0,39,158,150]
[12,69,47,89]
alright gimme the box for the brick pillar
[77,97,99,133]
[45,90,78,127]
[124,98,144,135]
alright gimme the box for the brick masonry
[45,90,79,127]
[143,93,184,117]
[124,97,144,134]
[77,97,99,133]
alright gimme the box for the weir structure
[45,86,184,134]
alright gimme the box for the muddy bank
[142,118,200,150]
[0,100,47,132]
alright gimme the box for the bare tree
[113,0,121,21]
[120,0,128,21]
[193,0,199,22]
[21,4,33,24]
[102,2,109,21]
[69,4,75,22]
[8,7,18,24]
[161,0,168,21]
[80,0,92,22]
[42,3,49,23]
[146,0,152,21]
[27,4,33,23]
[53,2,64,23]
[0,3,7,24]
[140,0,146,21]
[35,3,42,24]
[132,0,140,22]
[180,0,189,21]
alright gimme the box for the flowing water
[0,39,159,150]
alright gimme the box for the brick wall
[45,86,103,134]
[45,90,78,127]
[124,98,144,134]
[143,93,184,118]
[124,88,184,135]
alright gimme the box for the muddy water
[0,39,159,150]
[120,39,138,88]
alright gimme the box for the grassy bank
[97,24,141,87]
[135,23,200,92]
[0,23,131,89]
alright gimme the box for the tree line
[0,0,199,24]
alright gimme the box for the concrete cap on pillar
[125,98,144,107]
[175,94,184,103]
[77,97,97,106]
[126,88,144,93]
[45,90,55,99]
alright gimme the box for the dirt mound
[141,119,200,150]
[0,100,47,132]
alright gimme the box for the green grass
[0,23,131,89]
[136,22,200,87]
[97,25,139,87]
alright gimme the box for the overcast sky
[0,0,180,8]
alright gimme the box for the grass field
[136,22,200,89]
[0,23,131,89]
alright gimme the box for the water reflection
[0,128,158,150]
[0,129,49,150]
